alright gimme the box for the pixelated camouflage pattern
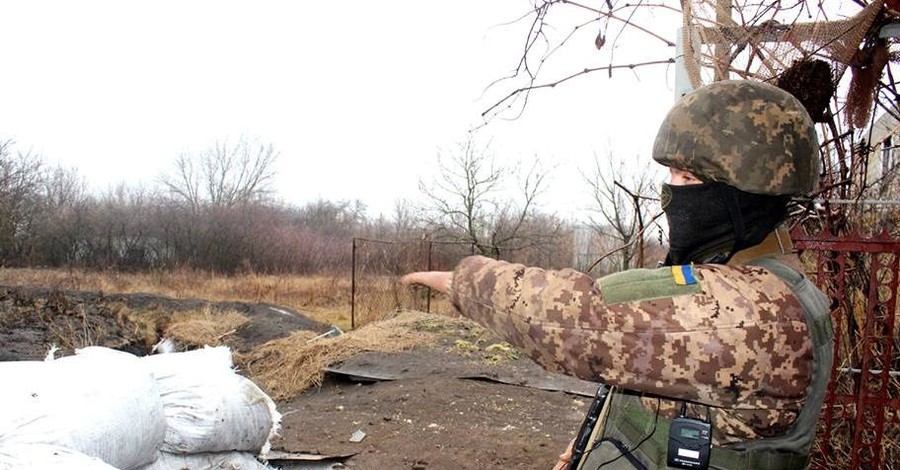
[449,255,812,444]
[653,80,819,196]
[641,397,798,445]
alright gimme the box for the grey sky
[1,1,678,218]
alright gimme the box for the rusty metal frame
[793,229,900,469]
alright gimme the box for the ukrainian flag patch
[599,265,702,304]
[671,264,697,285]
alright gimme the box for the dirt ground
[0,285,597,470]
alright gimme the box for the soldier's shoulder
[599,265,702,304]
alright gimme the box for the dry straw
[236,310,457,400]
[164,307,250,348]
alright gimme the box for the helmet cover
[652,80,820,195]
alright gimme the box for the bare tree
[161,152,202,211]
[85,184,160,270]
[159,136,278,210]
[0,140,43,264]
[28,165,92,266]
[584,153,664,273]
[285,199,368,274]
[388,199,423,239]
[481,2,677,124]
[294,199,367,237]
[153,137,279,272]
[418,138,555,258]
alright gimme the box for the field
[0,267,594,469]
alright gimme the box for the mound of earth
[0,285,597,469]
[0,285,330,360]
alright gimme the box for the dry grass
[0,268,374,330]
[0,267,458,331]
[164,305,250,348]
[236,310,462,400]
[12,295,252,356]
[351,275,457,327]
[0,267,464,396]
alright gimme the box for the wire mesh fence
[350,236,575,328]
[794,227,900,469]
[350,238,486,329]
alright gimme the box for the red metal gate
[793,229,900,469]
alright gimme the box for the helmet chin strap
[664,236,735,266]
[728,226,795,266]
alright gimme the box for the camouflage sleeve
[449,255,812,411]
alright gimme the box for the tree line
[0,137,666,275]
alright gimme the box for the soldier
[401,80,833,470]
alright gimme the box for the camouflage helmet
[652,80,820,196]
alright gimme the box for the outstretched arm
[400,271,453,294]
[403,255,812,415]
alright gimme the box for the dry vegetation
[163,306,250,348]
[238,310,465,400]
[0,267,473,402]
[0,267,453,330]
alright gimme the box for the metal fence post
[351,237,357,330]
[426,240,433,313]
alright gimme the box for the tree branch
[481,58,675,121]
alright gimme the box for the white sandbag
[0,347,165,470]
[0,443,122,470]
[143,345,234,376]
[137,450,276,470]
[142,347,281,454]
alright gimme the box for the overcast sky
[1,1,680,219]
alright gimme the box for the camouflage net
[681,0,888,126]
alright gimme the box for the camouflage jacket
[448,255,813,444]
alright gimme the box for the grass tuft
[236,310,461,400]
[164,306,250,348]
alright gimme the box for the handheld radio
[567,385,611,470]
[666,403,711,469]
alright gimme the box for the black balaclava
[661,181,789,266]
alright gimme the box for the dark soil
[0,285,596,470]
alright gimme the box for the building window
[882,136,895,178]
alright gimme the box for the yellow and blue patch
[671,264,697,285]
[599,264,702,304]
